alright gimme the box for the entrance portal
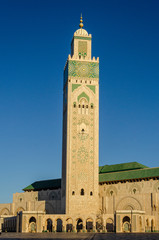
[123,216,130,232]
[29,217,36,233]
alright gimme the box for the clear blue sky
[0,0,159,203]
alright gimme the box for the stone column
[103,225,106,233]
[62,224,66,232]
[53,224,56,233]
[116,215,121,233]
[83,225,86,232]
[93,225,96,232]
[72,225,76,232]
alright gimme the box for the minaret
[61,16,99,216]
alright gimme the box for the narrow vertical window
[80,189,84,195]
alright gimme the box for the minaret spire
[79,14,84,28]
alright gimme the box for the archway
[106,218,114,232]
[76,218,83,232]
[46,218,53,232]
[96,218,103,232]
[125,205,134,210]
[29,217,36,233]
[123,216,130,232]
[117,196,142,211]
[56,218,62,232]
[0,208,10,215]
[66,218,73,232]
[86,218,93,232]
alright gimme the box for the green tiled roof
[23,178,61,191]
[99,167,159,183]
[99,162,148,174]
[23,162,159,191]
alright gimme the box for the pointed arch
[116,196,142,210]
[66,218,73,232]
[77,92,89,103]
[0,208,10,215]
[86,218,93,232]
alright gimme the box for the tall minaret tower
[61,16,99,216]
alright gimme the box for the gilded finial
[79,14,83,28]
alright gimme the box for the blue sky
[0,0,159,203]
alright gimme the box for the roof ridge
[101,161,147,167]
[99,166,157,176]
[34,178,61,183]
[99,166,159,183]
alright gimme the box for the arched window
[110,190,114,196]
[133,188,136,194]
[72,191,75,195]
[90,191,93,196]
[123,216,130,223]
[29,217,36,223]
[46,219,53,232]
[81,189,84,195]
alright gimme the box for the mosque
[0,17,159,233]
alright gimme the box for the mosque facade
[0,17,159,233]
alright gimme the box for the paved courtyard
[94,233,159,240]
[0,233,159,240]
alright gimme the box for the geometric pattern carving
[77,146,88,163]
[78,41,87,57]
[68,60,99,78]
[71,96,94,190]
